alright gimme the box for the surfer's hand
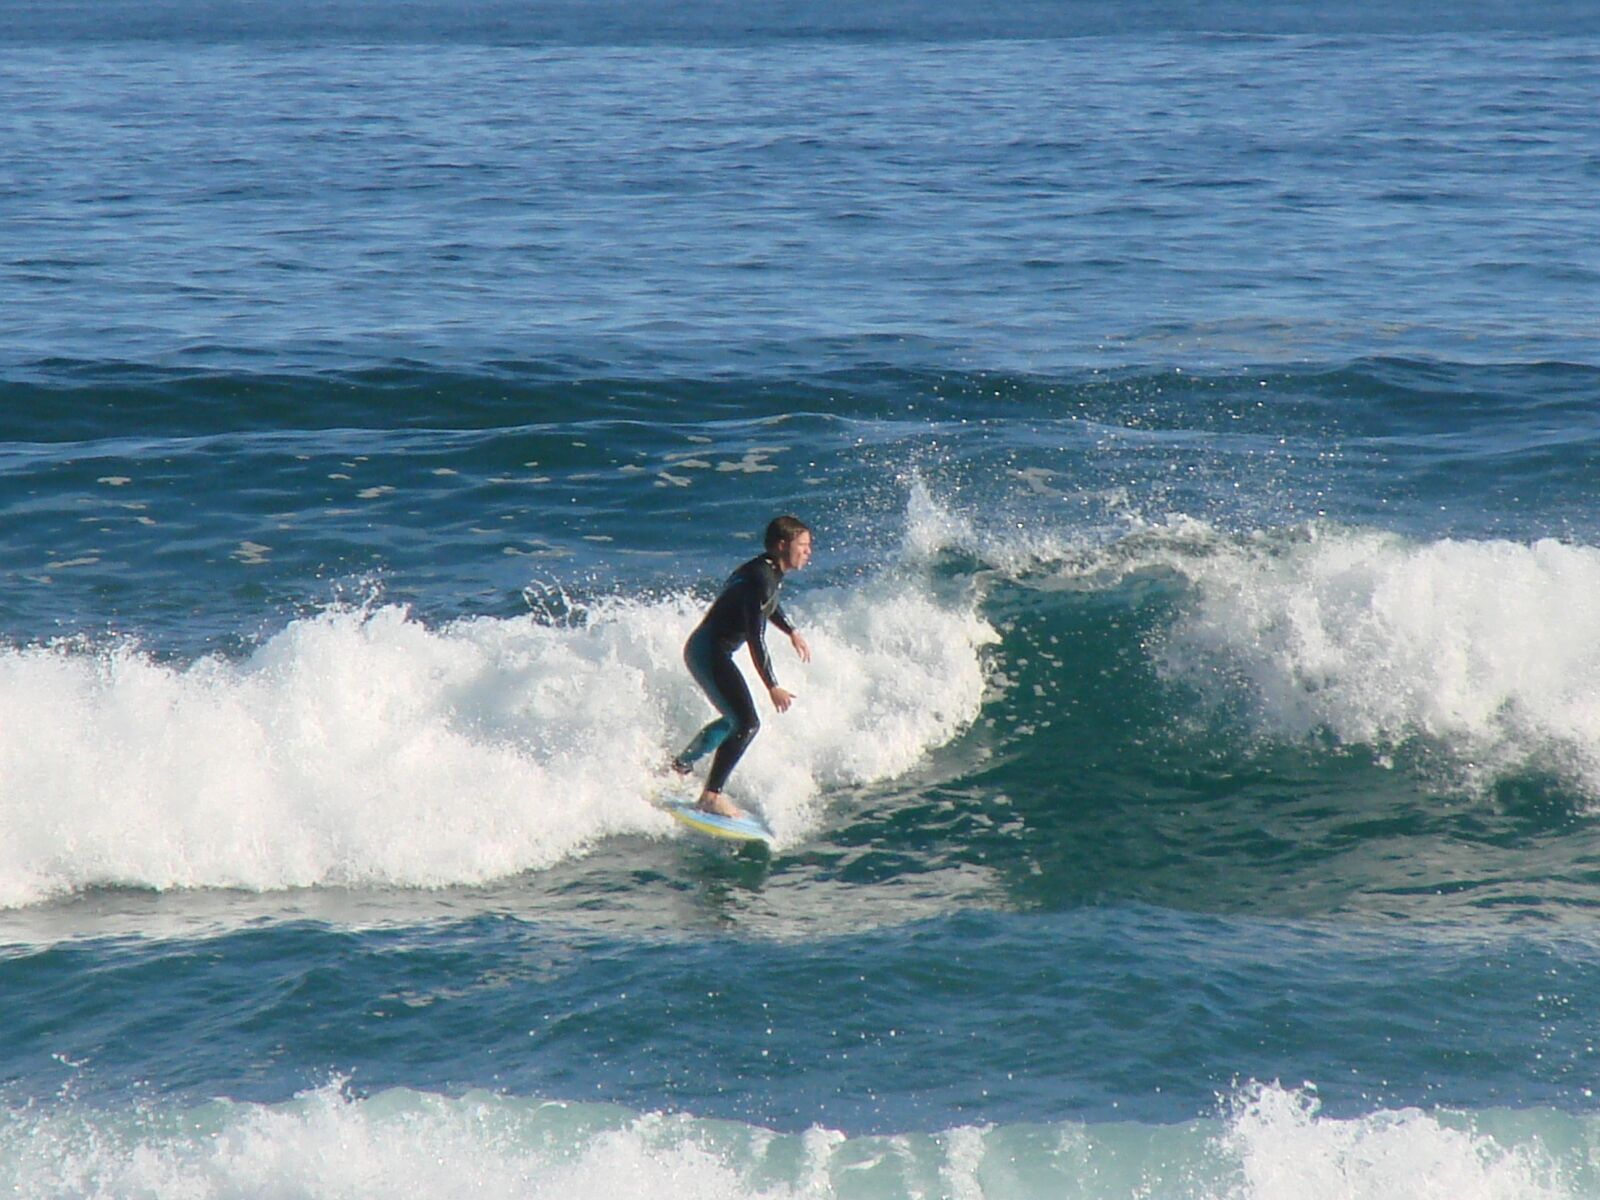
[770,686,795,712]
[790,630,811,662]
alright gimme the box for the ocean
[3,1,1600,1195]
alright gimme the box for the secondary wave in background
[4,906,1599,1127]
[4,357,1597,651]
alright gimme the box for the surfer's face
[778,532,813,572]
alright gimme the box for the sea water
[4,1,1600,1195]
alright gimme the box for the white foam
[736,581,996,837]
[1222,1084,1570,1200]
[1158,526,1600,792]
[0,578,993,908]
[0,1082,1584,1200]
[0,1085,793,1200]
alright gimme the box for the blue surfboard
[665,801,775,846]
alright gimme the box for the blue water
[4,2,1600,1195]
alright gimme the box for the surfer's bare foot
[697,791,743,819]
[668,756,692,776]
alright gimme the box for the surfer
[671,515,813,818]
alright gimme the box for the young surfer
[671,515,813,817]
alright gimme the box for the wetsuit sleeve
[743,579,779,689]
[769,603,794,637]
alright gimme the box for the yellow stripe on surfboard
[666,801,774,844]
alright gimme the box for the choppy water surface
[4,2,1600,1196]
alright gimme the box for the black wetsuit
[675,553,796,793]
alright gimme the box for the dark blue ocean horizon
[9,0,1600,43]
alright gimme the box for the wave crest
[0,1082,1576,1200]
[0,581,993,908]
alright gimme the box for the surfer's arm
[770,603,794,636]
[743,581,780,690]
[747,637,794,712]
[742,587,798,711]
[788,627,811,663]
[769,603,811,662]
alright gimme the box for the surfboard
[664,800,775,846]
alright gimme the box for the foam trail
[0,1082,1580,1199]
[0,581,993,908]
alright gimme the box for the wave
[1159,527,1600,789]
[904,483,1600,800]
[10,476,1600,917]
[0,1082,1582,1200]
[0,580,993,909]
[5,357,1597,441]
